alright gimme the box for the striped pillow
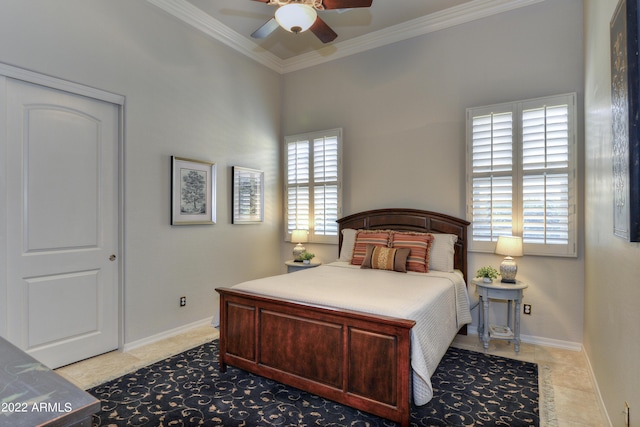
[361,245,411,272]
[390,232,435,273]
[350,230,391,266]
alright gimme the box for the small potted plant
[475,266,499,283]
[299,251,315,264]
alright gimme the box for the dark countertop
[0,336,100,427]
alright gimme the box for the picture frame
[171,156,216,225]
[611,0,640,242]
[232,166,264,224]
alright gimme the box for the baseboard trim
[122,317,214,352]
[466,326,582,351]
[582,348,614,427]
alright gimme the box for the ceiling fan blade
[310,17,337,43]
[250,0,270,3]
[322,0,373,10]
[251,18,279,39]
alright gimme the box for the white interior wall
[584,1,640,425]
[0,0,283,345]
[282,0,585,347]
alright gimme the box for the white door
[4,77,120,368]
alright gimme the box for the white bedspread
[229,261,472,405]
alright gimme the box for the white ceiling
[147,0,544,73]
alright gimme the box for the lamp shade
[275,3,317,33]
[291,229,308,243]
[495,236,523,257]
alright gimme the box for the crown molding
[147,0,545,75]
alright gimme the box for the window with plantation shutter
[285,128,342,244]
[466,94,577,257]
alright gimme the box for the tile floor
[55,325,607,427]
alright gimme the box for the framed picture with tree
[232,166,264,224]
[171,156,216,225]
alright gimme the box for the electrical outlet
[179,296,186,307]
[523,304,532,315]
[624,401,630,427]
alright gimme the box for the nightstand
[285,260,321,273]
[474,279,528,353]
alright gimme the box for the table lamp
[495,236,523,283]
[291,229,308,261]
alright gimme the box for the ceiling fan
[250,0,373,44]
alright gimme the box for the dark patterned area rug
[89,340,538,426]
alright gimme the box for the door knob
[109,254,117,261]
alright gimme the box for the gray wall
[584,0,640,425]
[282,0,586,347]
[0,0,283,344]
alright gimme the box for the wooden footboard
[216,287,416,427]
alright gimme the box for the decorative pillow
[338,228,358,262]
[350,230,392,266]
[429,233,458,272]
[390,231,435,273]
[361,245,410,272]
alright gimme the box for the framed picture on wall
[171,156,216,225]
[611,0,640,242]
[232,166,264,224]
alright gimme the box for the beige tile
[55,350,143,389]
[544,362,595,393]
[534,345,588,369]
[553,385,604,426]
[486,340,536,363]
[128,326,219,366]
[553,419,602,427]
[55,325,219,389]
[535,348,606,426]
[451,332,536,363]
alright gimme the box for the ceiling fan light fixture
[275,3,317,34]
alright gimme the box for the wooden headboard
[337,208,470,280]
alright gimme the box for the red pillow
[350,230,391,266]
[390,232,435,273]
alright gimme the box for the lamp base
[500,256,518,283]
[292,243,305,261]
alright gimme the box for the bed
[216,208,471,427]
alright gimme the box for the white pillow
[338,228,358,262]
[429,233,458,272]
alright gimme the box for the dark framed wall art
[611,0,640,242]
[171,156,216,225]
[232,166,264,224]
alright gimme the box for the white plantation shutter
[313,136,339,237]
[285,128,342,243]
[522,174,569,245]
[470,110,514,245]
[287,140,310,232]
[521,99,573,254]
[467,94,576,257]
[471,176,513,242]
[287,186,309,232]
